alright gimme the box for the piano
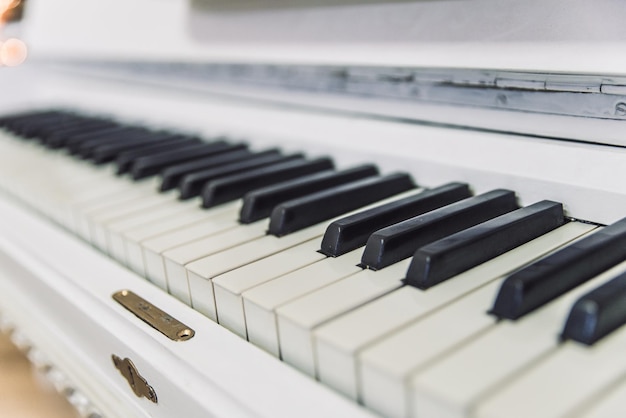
[1,0,626,417]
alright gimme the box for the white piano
[1,0,626,417]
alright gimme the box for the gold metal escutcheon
[112,355,157,403]
[112,290,195,342]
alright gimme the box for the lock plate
[113,290,195,341]
[112,355,158,404]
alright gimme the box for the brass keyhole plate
[113,290,195,342]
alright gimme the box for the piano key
[131,141,238,180]
[0,110,63,132]
[27,115,94,141]
[115,136,202,174]
[244,249,365,357]
[491,217,626,320]
[86,191,184,250]
[123,206,238,275]
[45,121,120,147]
[141,202,242,289]
[409,252,626,418]
[474,310,626,418]
[355,222,596,417]
[71,179,163,237]
[106,199,203,263]
[320,182,471,257]
[191,190,419,325]
[277,260,409,377]
[201,157,336,208]
[76,133,156,160]
[314,220,590,403]
[186,223,328,320]
[51,125,137,149]
[159,148,259,191]
[90,132,184,163]
[70,128,150,156]
[360,189,518,270]
[267,172,416,236]
[180,152,304,200]
[214,189,420,338]
[239,164,379,224]
[406,200,565,290]
[214,239,325,338]
[163,221,269,306]
[561,271,626,345]
[576,378,626,418]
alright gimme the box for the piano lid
[11,0,626,147]
[18,0,626,74]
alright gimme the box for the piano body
[1,0,626,417]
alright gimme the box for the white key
[164,221,268,306]
[410,255,626,418]
[276,260,409,377]
[575,378,626,418]
[141,204,240,288]
[186,223,327,320]
[105,199,200,263]
[214,190,416,338]
[314,222,593,399]
[72,182,160,239]
[476,329,626,418]
[474,278,626,418]
[123,207,221,275]
[213,239,326,338]
[355,222,596,417]
[244,249,364,357]
[87,192,179,250]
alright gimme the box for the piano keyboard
[1,108,626,418]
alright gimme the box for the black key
[491,217,626,320]
[561,271,626,345]
[69,128,150,155]
[159,148,262,192]
[19,114,88,139]
[46,124,128,148]
[320,182,472,257]
[269,172,416,237]
[18,115,84,139]
[1,111,65,134]
[0,110,62,129]
[360,189,518,270]
[131,141,236,180]
[240,164,379,224]
[75,130,161,158]
[115,137,202,174]
[49,125,132,148]
[179,153,302,200]
[406,200,565,290]
[203,157,335,208]
[40,120,117,145]
[91,133,186,164]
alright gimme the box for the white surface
[410,254,626,418]
[141,210,239,287]
[0,190,375,418]
[164,222,267,305]
[356,222,596,417]
[277,260,408,376]
[213,239,325,338]
[243,249,364,357]
[576,378,626,418]
[20,0,626,74]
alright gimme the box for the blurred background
[0,0,27,67]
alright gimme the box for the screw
[615,102,626,116]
